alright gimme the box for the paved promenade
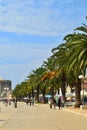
[0,101,87,130]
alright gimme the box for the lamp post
[78,75,84,105]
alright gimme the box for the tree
[12,84,22,100]
[52,44,68,102]
[62,20,87,107]
[52,35,82,107]
[42,56,57,98]
[27,67,46,103]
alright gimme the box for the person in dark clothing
[26,99,29,105]
[49,98,53,109]
[53,99,56,109]
[58,97,61,109]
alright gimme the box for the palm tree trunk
[36,86,39,103]
[32,89,34,98]
[61,73,66,102]
[50,86,54,99]
[42,87,46,103]
[74,80,82,107]
[61,85,66,102]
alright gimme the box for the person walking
[53,98,56,109]
[31,97,34,106]
[49,98,53,109]
[29,98,31,106]
[26,99,29,105]
[58,96,61,109]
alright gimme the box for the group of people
[26,98,34,106]
[49,96,62,109]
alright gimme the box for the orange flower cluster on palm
[41,71,55,81]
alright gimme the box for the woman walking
[58,96,61,109]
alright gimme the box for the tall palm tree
[12,84,22,100]
[42,56,57,98]
[74,22,87,73]
[32,67,46,103]
[27,67,46,103]
[52,37,82,107]
[63,20,87,107]
[52,44,68,102]
[27,72,37,98]
[64,33,87,75]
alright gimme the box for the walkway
[0,102,87,130]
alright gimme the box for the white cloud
[0,42,53,62]
[0,0,84,36]
[0,40,58,88]
[0,0,87,89]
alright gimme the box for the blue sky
[0,0,87,88]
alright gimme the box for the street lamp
[78,75,84,105]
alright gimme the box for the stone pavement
[63,106,87,117]
[0,101,18,127]
[0,102,87,130]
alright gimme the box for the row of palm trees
[12,17,87,107]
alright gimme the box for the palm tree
[74,22,87,73]
[32,67,46,103]
[52,37,82,107]
[12,84,22,100]
[62,20,87,107]
[42,56,57,98]
[27,72,36,98]
[20,81,30,98]
[64,33,87,75]
[27,67,46,103]
[52,44,68,102]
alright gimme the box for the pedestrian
[31,97,34,106]
[49,98,53,109]
[29,98,31,106]
[26,99,29,105]
[58,96,61,109]
[53,98,56,109]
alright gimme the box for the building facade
[0,77,12,99]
